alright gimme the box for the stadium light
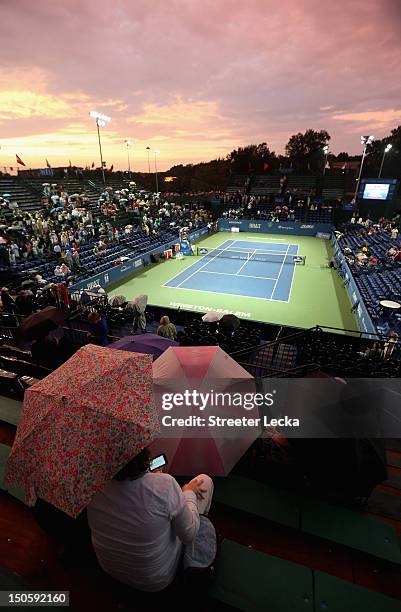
[353,135,374,204]
[125,139,132,178]
[323,145,329,176]
[146,146,151,174]
[154,149,160,195]
[379,143,393,178]
[90,110,111,184]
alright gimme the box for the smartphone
[149,453,168,472]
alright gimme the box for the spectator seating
[225,174,249,194]
[286,175,317,192]
[249,175,281,195]
[178,319,261,354]
[338,226,401,335]
[322,175,345,199]
[0,177,40,212]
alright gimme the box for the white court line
[220,233,286,241]
[236,250,256,275]
[219,246,291,254]
[174,239,235,288]
[200,270,277,281]
[271,243,290,300]
[287,244,300,303]
[236,237,286,241]
[169,284,290,303]
[162,239,234,287]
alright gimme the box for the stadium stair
[300,497,401,564]
[314,570,401,612]
[213,474,300,528]
[213,474,401,565]
[210,539,401,611]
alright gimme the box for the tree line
[92,126,401,193]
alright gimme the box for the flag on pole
[263,162,270,171]
[16,154,26,166]
[91,162,95,168]
[46,159,51,169]
[110,164,114,171]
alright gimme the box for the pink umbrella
[150,346,259,476]
[4,345,159,517]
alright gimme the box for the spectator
[157,315,177,340]
[383,332,399,359]
[87,311,109,346]
[1,287,16,313]
[391,226,399,241]
[131,294,147,334]
[87,447,214,592]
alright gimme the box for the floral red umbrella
[4,344,159,517]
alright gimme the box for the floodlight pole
[379,145,392,178]
[154,152,159,194]
[323,146,329,176]
[353,136,373,205]
[126,141,131,179]
[146,147,151,174]
[96,119,106,184]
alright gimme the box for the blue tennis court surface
[164,239,300,302]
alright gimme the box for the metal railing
[230,324,401,378]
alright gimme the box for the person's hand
[182,478,207,501]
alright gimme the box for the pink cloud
[0,0,400,169]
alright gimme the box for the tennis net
[196,247,306,265]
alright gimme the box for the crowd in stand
[338,216,401,270]
[222,191,332,222]
[0,182,212,315]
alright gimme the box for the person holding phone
[87,447,214,593]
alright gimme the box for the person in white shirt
[391,227,399,241]
[87,447,213,592]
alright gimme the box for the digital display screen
[362,183,390,200]
[359,178,398,201]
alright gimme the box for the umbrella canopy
[150,346,258,476]
[16,306,66,341]
[0,237,8,244]
[110,334,178,360]
[4,345,158,517]
[134,294,147,314]
[20,280,36,289]
[202,311,223,323]
[109,294,126,307]
[219,314,241,334]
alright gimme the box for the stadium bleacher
[322,175,346,200]
[0,177,40,212]
[337,225,401,336]
[225,174,249,194]
[249,174,281,196]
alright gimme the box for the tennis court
[108,232,358,331]
[164,239,302,302]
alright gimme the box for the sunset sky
[1,0,401,171]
